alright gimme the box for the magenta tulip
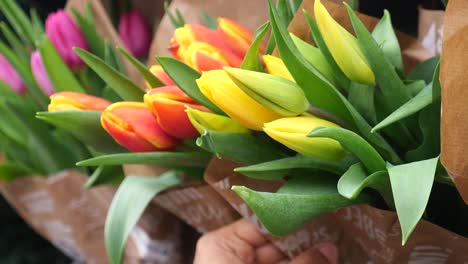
[45,10,88,70]
[31,51,54,96]
[0,54,26,95]
[118,10,152,59]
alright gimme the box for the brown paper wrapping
[440,0,468,204]
[0,170,183,264]
[418,6,444,56]
[124,165,240,234]
[205,158,468,263]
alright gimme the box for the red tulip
[118,10,152,59]
[144,86,209,139]
[101,102,178,152]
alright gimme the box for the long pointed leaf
[241,22,270,72]
[75,48,144,101]
[117,47,164,88]
[388,157,439,245]
[105,172,183,264]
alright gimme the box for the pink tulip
[0,54,26,95]
[45,10,88,70]
[31,51,54,96]
[118,10,152,59]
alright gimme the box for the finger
[255,243,286,264]
[231,218,269,247]
[290,243,338,264]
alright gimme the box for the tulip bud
[31,51,55,96]
[314,0,374,85]
[224,67,308,116]
[146,65,175,89]
[101,102,178,152]
[196,70,281,131]
[290,33,337,85]
[264,116,346,161]
[217,17,256,57]
[0,55,26,95]
[262,55,294,81]
[119,10,152,59]
[186,107,250,134]
[169,24,242,69]
[46,10,89,69]
[144,86,209,139]
[48,92,112,112]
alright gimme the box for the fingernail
[315,243,338,264]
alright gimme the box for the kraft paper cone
[0,170,182,264]
[418,6,444,56]
[440,0,468,204]
[65,0,142,85]
[205,158,468,263]
[124,165,240,234]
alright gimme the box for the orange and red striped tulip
[48,91,111,112]
[217,17,258,57]
[146,65,175,89]
[101,102,178,152]
[144,86,209,139]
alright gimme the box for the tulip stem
[306,105,352,130]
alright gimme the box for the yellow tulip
[186,106,250,134]
[264,116,346,161]
[262,55,294,82]
[224,67,308,116]
[196,70,281,130]
[314,0,374,85]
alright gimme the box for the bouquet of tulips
[62,0,468,263]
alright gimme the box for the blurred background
[0,0,444,263]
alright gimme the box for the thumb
[290,243,338,264]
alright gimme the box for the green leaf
[240,22,270,72]
[233,175,370,236]
[200,11,217,30]
[405,80,426,96]
[104,43,126,74]
[308,127,386,173]
[38,37,86,93]
[157,57,224,114]
[388,157,439,245]
[0,0,35,45]
[75,48,144,101]
[268,0,401,164]
[117,47,164,88]
[372,83,432,133]
[105,172,183,264]
[164,1,185,28]
[30,8,44,37]
[0,22,29,62]
[371,10,404,74]
[305,12,350,92]
[77,151,212,167]
[37,111,125,154]
[85,165,125,189]
[234,154,353,180]
[276,0,294,27]
[71,8,105,58]
[0,100,29,147]
[196,130,287,166]
[345,4,411,113]
[408,56,439,84]
[348,82,377,125]
[0,162,31,181]
[337,163,393,207]
[432,63,441,101]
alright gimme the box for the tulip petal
[48,91,111,112]
[197,70,281,130]
[186,107,250,134]
[217,17,255,57]
[263,55,295,81]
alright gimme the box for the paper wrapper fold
[440,0,468,204]
[205,158,468,263]
[418,6,444,56]
[0,170,183,264]
[124,165,240,234]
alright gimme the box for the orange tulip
[217,17,258,57]
[147,65,175,88]
[144,86,209,139]
[101,102,178,152]
[169,24,242,70]
[48,91,111,112]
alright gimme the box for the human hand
[194,219,338,264]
